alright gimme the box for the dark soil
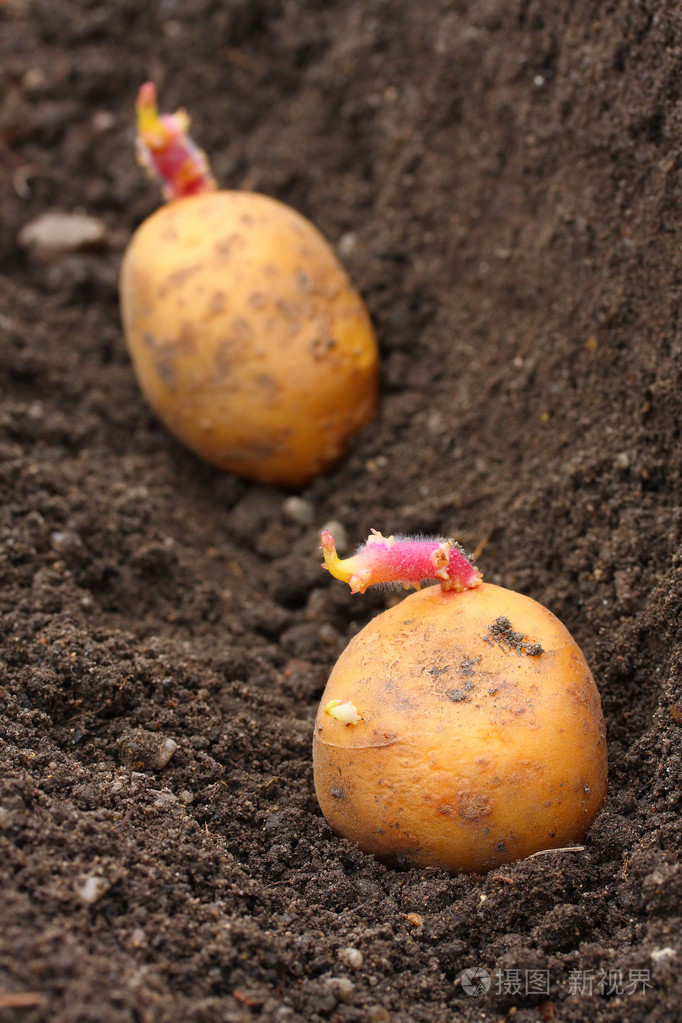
[1,1,681,1021]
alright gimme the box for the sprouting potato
[313,531,608,873]
[119,84,379,486]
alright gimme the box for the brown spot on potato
[311,336,338,360]
[176,321,198,356]
[275,299,302,322]
[232,317,254,343]
[213,233,244,262]
[456,792,492,822]
[255,374,280,399]
[157,262,203,299]
[207,291,226,316]
[212,341,232,378]
[155,359,176,387]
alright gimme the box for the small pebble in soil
[74,875,110,905]
[282,495,315,525]
[318,622,340,646]
[651,947,676,962]
[50,530,84,556]
[18,211,108,261]
[324,976,355,1004]
[117,728,178,770]
[152,790,178,808]
[129,928,147,949]
[337,232,357,257]
[338,946,363,970]
[92,110,117,134]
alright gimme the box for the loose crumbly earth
[1,2,681,1021]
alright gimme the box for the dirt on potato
[1,2,681,1022]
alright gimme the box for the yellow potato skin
[313,583,608,873]
[120,191,379,486]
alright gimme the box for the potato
[120,189,378,486]
[313,582,608,873]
